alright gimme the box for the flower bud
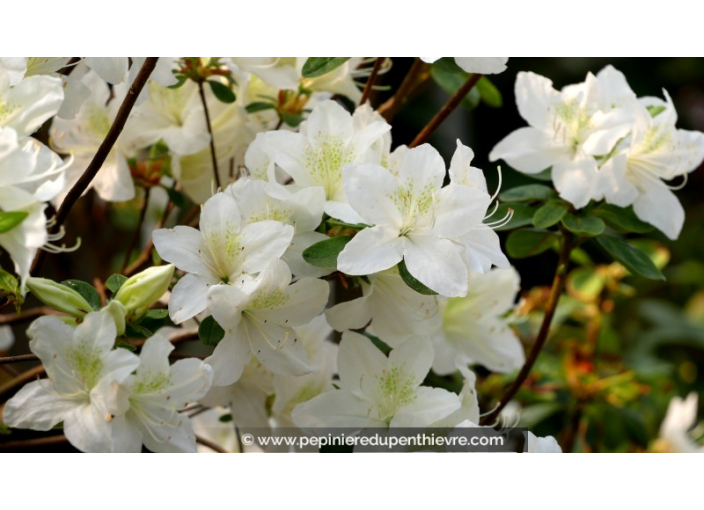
[26,277,93,318]
[114,264,174,317]
[102,300,128,336]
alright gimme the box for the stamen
[483,200,500,221]
[665,172,688,190]
[485,208,514,230]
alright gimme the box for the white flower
[84,57,177,88]
[489,67,636,208]
[421,57,508,75]
[152,192,294,323]
[226,178,329,278]
[336,143,507,297]
[292,332,461,429]
[253,100,390,222]
[653,393,702,453]
[206,259,329,386]
[432,267,525,375]
[51,70,136,202]
[2,312,140,453]
[526,432,562,453]
[191,407,239,453]
[112,334,213,453]
[596,92,704,239]
[325,268,440,347]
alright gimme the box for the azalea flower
[489,66,636,208]
[206,259,329,386]
[152,192,293,323]
[325,267,440,347]
[2,312,140,453]
[112,334,213,453]
[336,143,508,297]
[421,57,508,75]
[254,99,390,222]
[431,267,525,375]
[652,393,703,453]
[526,432,562,453]
[292,332,461,429]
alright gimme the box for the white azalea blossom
[526,432,562,453]
[112,334,213,453]
[206,259,329,386]
[432,267,525,375]
[326,268,440,347]
[2,312,140,453]
[292,332,461,429]
[653,393,703,453]
[336,143,508,297]
[152,192,294,323]
[421,57,508,75]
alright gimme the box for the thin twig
[197,81,221,191]
[121,188,151,272]
[32,58,159,275]
[480,232,574,426]
[359,57,385,106]
[379,58,426,122]
[409,73,482,148]
[195,435,227,453]
[0,306,56,325]
[0,354,39,365]
[0,434,68,451]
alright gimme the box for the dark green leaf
[493,203,536,231]
[506,229,560,259]
[476,77,502,108]
[595,235,665,280]
[533,200,568,229]
[105,274,128,294]
[431,58,465,74]
[363,332,391,355]
[166,187,187,209]
[301,57,351,78]
[125,324,153,338]
[430,66,480,110]
[61,280,101,310]
[115,341,137,352]
[168,76,187,89]
[145,309,169,320]
[499,184,557,203]
[246,101,276,113]
[302,236,352,268]
[199,315,225,346]
[281,112,303,127]
[0,268,19,295]
[219,414,233,423]
[592,204,654,234]
[208,80,236,103]
[561,214,605,237]
[398,260,438,295]
[0,211,28,233]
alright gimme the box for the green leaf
[208,80,236,103]
[499,184,557,203]
[431,58,465,74]
[532,200,568,229]
[115,341,137,352]
[398,260,438,295]
[0,211,28,233]
[646,104,666,118]
[476,77,502,108]
[166,187,187,209]
[592,204,654,234]
[105,274,128,294]
[61,280,101,310]
[125,323,153,338]
[199,315,225,347]
[219,414,233,423]
[281,112,303,127]
[302,236,352,268]
[561,214,605,237]
[0,268,19,295]
[301,57,351,78]
[595,235,665,281]
[493,203,536,231]
[506,229,560,259]
[430,65,480,110]
[246,101,276,113]
[145,309,169,320]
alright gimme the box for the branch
[409,73,481,148]
[359,57,385,106]
[0,434,68,451]
[0,354,38,365]
[379,58,426,122]
[480,232,574,426]
[197,81,222,190]
[195,434,227,453]
[0,306,57,325]
[32,57,159,274]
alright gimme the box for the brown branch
[121,188,151,272]
[0,354,39,365]
[32,57,159,275]
[196,434,227,453]
[359,57,385,106]
[0,365,45,402]
[197,81,221,190]
[0,434,68,451]
[378,58,427,122]
[409,73,482,148]
[0,306,57,325]
[481,232,574,426]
